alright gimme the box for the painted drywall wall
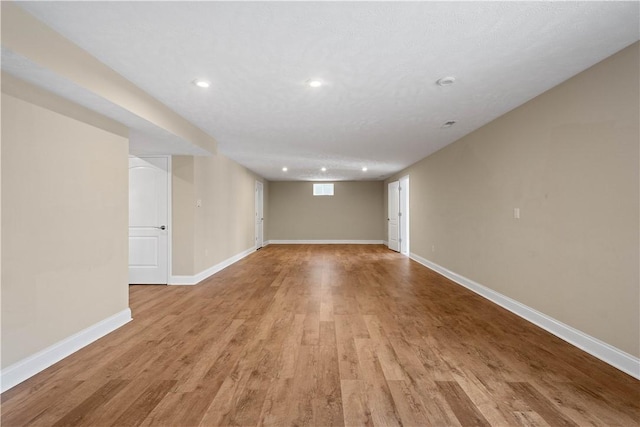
[1,2,216,155]
[1,72,128,139]
[268,181,384,241]
[171,155,267,276]
[172,156,196,275]
[386,42,639,357]
[193,156,266,273]
[1,92,129,368]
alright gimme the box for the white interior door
[399,175,410,255]
[255,181,264,249]
[129,156,169,284]
[388,181,400,252]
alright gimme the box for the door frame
[128,155,172,283]
[255,180,264,249]
[399,175,410,256]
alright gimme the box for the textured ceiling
[10,1,640,181]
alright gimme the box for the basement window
[313,183,334,196]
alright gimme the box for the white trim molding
[410,253,640,380]
[169,246,256,285]
[268,240,384,245]
[1,308,132,393]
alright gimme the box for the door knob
[155,225,166,230]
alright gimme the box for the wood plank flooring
[2,244,639,426]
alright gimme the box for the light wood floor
[2,245,638,426]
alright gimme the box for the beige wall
[1,2,216,154]
[268,181,384,241]
[1,72,128,139]
[172,156,196,275]
[1,92,129,368]
[386,42,639,357]
[172,155,267,275]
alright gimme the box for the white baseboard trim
[1,308,132,393]
[268,240,384,245]
[409,253,640,380]
[169,246,257,285]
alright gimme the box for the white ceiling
[7,1,640,181]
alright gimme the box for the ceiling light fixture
[436,76,456,86]
[308,79,323,88]
[193,79,211,88]
[441,120,457,128]
[282,167,288,172]
[362,167,368,172]
[321,167,327,172]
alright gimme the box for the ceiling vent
[436,76,456,86]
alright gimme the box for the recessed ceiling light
[441,120,457,128]
[436,76,456,86]
[193,79,211,88]
[282,167,288,172]
[362,167,368,172]
[308,79,323,88]
[321,167,327,172]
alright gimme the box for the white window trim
[313,183,334,196]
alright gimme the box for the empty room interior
[1,1,639,426]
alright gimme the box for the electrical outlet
[432,245,436,252]
[514,208,520,219]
